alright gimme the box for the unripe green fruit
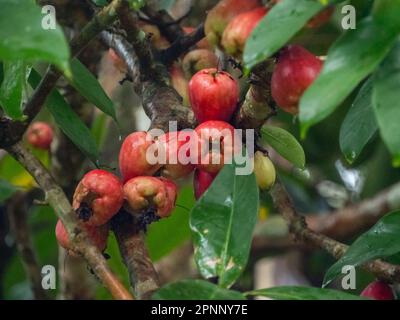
[253,151,276,190]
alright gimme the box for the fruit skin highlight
[205,0,261,48]
[119,131,162,183]
[26,122,53,150]
[123,176,178,218]
[253,151,276,190]
[221,7,268,58]
[72,169,124,226]
[55,219,109,253]
[193,169,217,200]
[189,68,239,123]
[193,120,238,174]
[360,281,395,300]
[271,45,323,114]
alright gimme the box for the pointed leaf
[69,58,117,122]
[243,0,324,69]
[153,280,245,300]
[340,78,378,164]
[0,0,70,72]
[323,211,400,287]
[29,69,99,163]
[190,162,259,288]
[260,125,305,168]
[300,16,399,136]
[372,41,400,166]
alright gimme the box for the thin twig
[270,180,400,284]
[6,142,133,300]
[7,191,48,300]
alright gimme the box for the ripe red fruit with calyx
[55,219,109,253]
[123,176,178,218]
[73,169,124,226]
[194,169,217,200]
[205,0,261,48]
[119,131,162,183]
[157,131,195,179]
[271,45,323,115]
[193,120,239,174]
[26,122,53,150]
[189,68,239,123]
[221,7,268,58]
[360,281,395,300]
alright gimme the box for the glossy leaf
[373,41,400,166]
[260,125,306,168]
[92,0,109,6]
[243,0,323,69]
[0,179,18,203]
[146,187,194,262]
[153,280,245,300]
[0,61,25,119]
[69,58,117,122]
[29,69,99,163]
[299,16,399,136]
[190,162,259,288]
[340,78,377,164]
[323,211,400,287]
[246,286,365,300]
[0,0,70,72]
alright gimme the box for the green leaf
[0,0,70,72]
[373,41,400,166]
[69,58,117,122]
[323,210,400,287]
[153,280,245,300]
[372,0,400,31]
[0,179,18,203]
[128,0,146,10]
[340,78,378,164]
[299,16,399,136]
[92,0,109,6]
[146,187,194,262]
[260,125,306,168]
[190,162,259,288]
[0,61,25,119]
[29,69,99,163]
[246,286,365,300]
[243,0,323,69]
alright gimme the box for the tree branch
[0,0,124,149]
[160,23,205,65]
[6,142,133,300]
[270,180,400,284]
[7,190,48,300]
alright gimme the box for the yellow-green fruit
[254,151,276,190]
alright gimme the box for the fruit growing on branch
[123,176,178,218]
[205,0,261,48]
[182,49,219,79]
[119,131,162,182]
[361,281,395,300]
[73,169,124,226]
[55,219,109,253]
[193,169,217,200]
[193,120,238,174]
[221,7,268,58]
[271,45,323,114]
[189,68,239,123]
[26,122,53,150]
[157,131,195,179]
[253,151,276,190]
